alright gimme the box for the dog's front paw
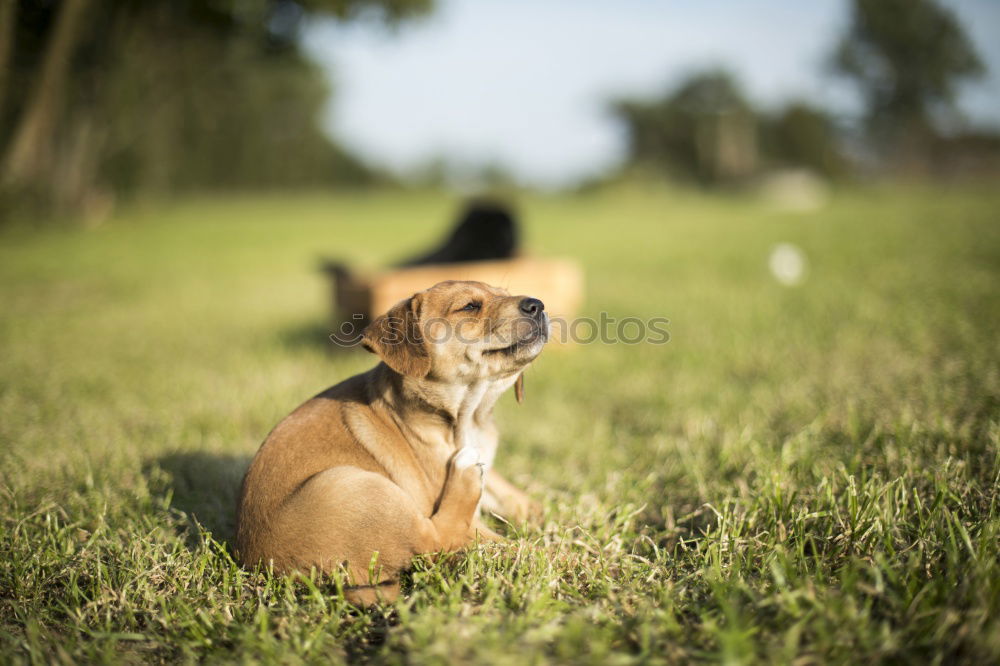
[453,446,481,471]
[449,447,486,500]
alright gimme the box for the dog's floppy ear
[361,295,431,378]
[514,372,525,404]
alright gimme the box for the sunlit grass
[1,184,998,663]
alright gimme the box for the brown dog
[236,280,546,604]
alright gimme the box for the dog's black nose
[519,297,544,317]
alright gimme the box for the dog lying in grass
[236,280,546,604]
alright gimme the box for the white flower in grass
[769,243,807,286]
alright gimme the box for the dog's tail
[320,258,351,281]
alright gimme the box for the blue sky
[304,0,1000,186]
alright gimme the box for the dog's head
[361,280,548,386]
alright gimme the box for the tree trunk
[2,0,90,187]
[0,0,16,120]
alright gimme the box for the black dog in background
[320,199,527,340]
[322,199,520,286]
[396,199,520,266]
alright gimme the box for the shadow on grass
[148,452,403,653]
[149,451,251,547]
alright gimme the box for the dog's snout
[519,297,544,318]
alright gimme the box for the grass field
[1,185,998,664]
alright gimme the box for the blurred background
[0,0,997,217]
[2,3,1000,660]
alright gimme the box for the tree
[0,0,433,220]
[760,103,849,179]
[833,0,984,159]
[0,0,16,120]
[611,70,758,185]
[2,0,91,189]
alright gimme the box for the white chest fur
[450,376,515,471]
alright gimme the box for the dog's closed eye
[457,301,482,312]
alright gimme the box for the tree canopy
[833,0,984,142]
[612,71,758,185]
[0,0,433,220]
[611,71,848,185]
